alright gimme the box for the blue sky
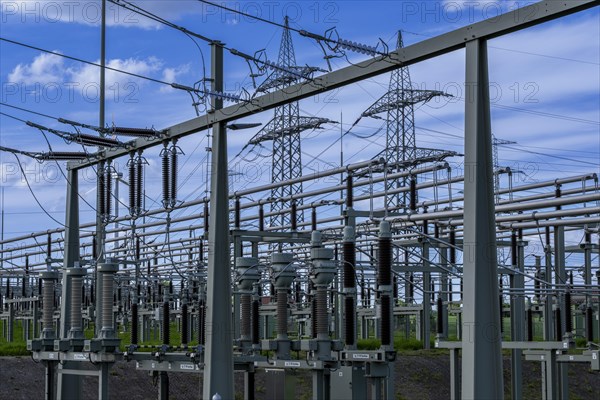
[0,0,598,256]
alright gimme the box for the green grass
[0,319,29,356]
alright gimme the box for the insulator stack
[378,221,393,347]
[161,143,170,208]
[276,289,288,337]
[346,174,353,208]
[569,271,573,286]
[409,177,417,211]
[102,273,114,331]
[111,126,157,137]
[251,299,260,345]
[135,237,140,261]
[181,303,189,346]
[240,294,251,340]
[449,228,456,265]
[105,166,112,217]
[526,307,533,341]
[585,307,593,342]
[136,155,143,213]
[381,295,391,346]
[437,297,444,335]
[311,207,317,231]
[198,300,206,345]
[511,231,518,266]
[170,143,178,208]
[290,200,297,231]
[378,232,392,287]
[203,201,209,232]
[70,276,83,332]
[311,294,318,339]
[343,234,356,289]
[40,272,58,338]
[46,233,52,259]
[98,169,106,216]
[316,287,328,338]
[342,226,356,346]
[409,273,414,302]
[131,303,139,345]
[162,300,170,345]
[294,282,301,304]
[565,290,572,334]
[128,154,136,214]
[344,296,355,345]
[499,294,504,334]
[554,308,562,340]
[258,204,264,231]
[234,198,241,229]
[23,257,28,296]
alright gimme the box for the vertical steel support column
[202,41,234,400]
[57,167,82,399]
[543,247,554,340]
[450,348,460,400]
[541,350,558,400]
[95,159,106,338]
[440,246,449,339]
[510,232,525,400]
[422,234,431,349]
[461,38,503,400]
[554,226,569,399]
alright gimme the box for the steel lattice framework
[364,32,455,212]
[250,17,329,230]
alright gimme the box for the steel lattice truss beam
[66,1,597,172]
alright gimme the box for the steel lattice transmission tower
[361,31,456,212]
[250,17,331,230]
[385,32,416,211]
[492,135,517,204]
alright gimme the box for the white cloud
[68,56,163,88]
[159,64,191,92]
[4,52,195,101]
[7,52,64,84]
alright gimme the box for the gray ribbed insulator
[42,279,54,332]
[102,273,114,331]
[316,287,328,339]
[70,276,83,331]
[276,289,288,338]
[240,294,251,340]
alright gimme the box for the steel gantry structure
[0,1,598,400]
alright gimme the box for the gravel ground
[1,352,599,399]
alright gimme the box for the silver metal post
[57,168,82,399]
[461,38,503,400]
[202,40,234,400]
[510,233,525,399]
